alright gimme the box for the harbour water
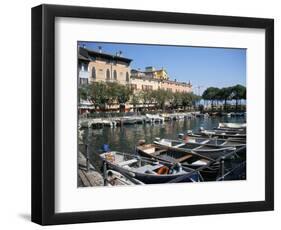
[80,116,246,169]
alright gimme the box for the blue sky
[78,41,246,95]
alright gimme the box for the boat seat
[175,143,185,148]
[193,146,202,150]
[152,149,167,156]
[176,154,193,163]
[117,159,138,167]
[192,159,209,165]
[201,140,209,144]
[159,140,172,147]
[159,155,177,163]
[134,164,163,174]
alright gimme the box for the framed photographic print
[31,4,274,225]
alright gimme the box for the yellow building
[143,66,169,80]
[130,67,191,93]
[155,68,169,80]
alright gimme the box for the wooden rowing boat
[154,138,236,159]
[99,151,201,184]
[218,122,246,129]
[137,143,211,167]
[136,144,221,181]
[190,130,246,139]
[179,135,246,147]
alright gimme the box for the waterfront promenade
[79,111,201,129]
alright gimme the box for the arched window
[113,70,117,80]
[126,72,130,82]
[106,69,110,80]
[92,67,96,79]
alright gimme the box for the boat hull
[105,161,198,184]
[99,152,199,184]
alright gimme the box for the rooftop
[132,68,167,74]
[78,46,133,64]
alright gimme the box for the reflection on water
[80,116,245,167]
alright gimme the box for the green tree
[107,82,132,113]
[140,90,152,111]
[153,89,172,111]
[181,93,192,110]
[117,85,132,113]
[242,87,246,100]
[170,92,183,110]
[131,92,141,113]
[192,93,201,109]
[218,87,232,111]
[231,84,246,111]
[89,82,110,111]
[78,84,91,101]
[202,87,220,111]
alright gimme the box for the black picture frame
[31,4,274,225]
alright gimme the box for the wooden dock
[78,152,104,187]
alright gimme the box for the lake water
[80,116,246,168]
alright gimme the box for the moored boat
[210,128,246,134]
[136,143,219,181]
[105,169,144,186]
[218,122,246,129]
[179,135,246,147]
[120,117,136,125]
[188,128,246,139]
[146,114,165,123]
[137,143,212,167]
[154,138,236,160]
[99,151,201,184]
